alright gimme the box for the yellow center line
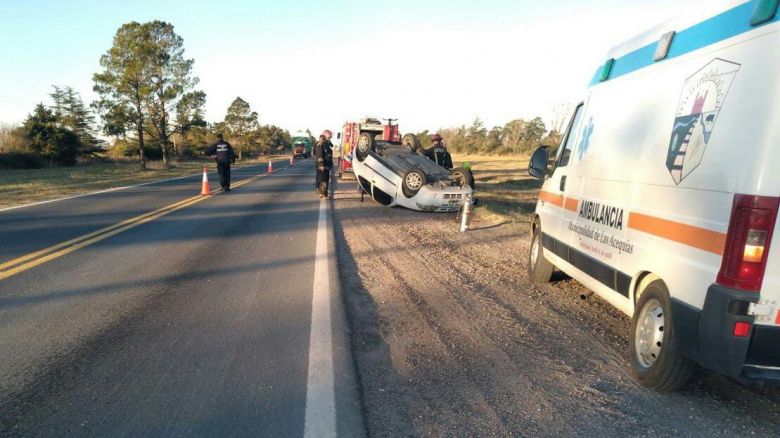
[0,195,201,272]
[0,172,266,282]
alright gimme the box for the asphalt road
[0,160,363,437]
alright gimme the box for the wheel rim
[530,232,540,267]
[405,173,423,190]
[358,137,369,153]
[635,298,665,368]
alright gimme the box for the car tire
[401,168,426,198]
[451,167,475,189]
[629,280,695,392]
[355,133,374,162]
[528,223,554,283]
[402,133,420,153]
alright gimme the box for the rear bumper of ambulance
[672,284,780,384]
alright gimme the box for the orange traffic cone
[289,155,295,166]
[268,159,274,174]
[200,167,211,195]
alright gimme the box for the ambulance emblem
[666,58,740,184]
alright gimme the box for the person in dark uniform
[314,130,334,199]
[205,133,236,191]
[423,133,453,170]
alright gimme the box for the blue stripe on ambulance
[589,1,779,86]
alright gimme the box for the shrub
[0,123,28,153]
[0,152,47,169]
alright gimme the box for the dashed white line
[304,199,337,438]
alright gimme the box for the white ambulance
[527,0,780,391]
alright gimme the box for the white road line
[304,199,337,438]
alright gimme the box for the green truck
[292,135,313,159]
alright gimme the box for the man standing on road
[205,133,236,192]
[314,130,334,199]
[423,133,453,170]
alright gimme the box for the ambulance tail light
[717,194,780,292]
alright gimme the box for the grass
[453,154,542,225]
[0,156,290,209]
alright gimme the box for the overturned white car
[351,133,474,212]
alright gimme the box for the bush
[0,152,47,169]
[107,138,162,160]
[0,124,28,153]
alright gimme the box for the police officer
[205,133,236,191]
[423,133,453,170]
[314,130,334,199]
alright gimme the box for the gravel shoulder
[331,178,780,437]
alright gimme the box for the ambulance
[527,0,780,391]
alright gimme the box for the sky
[0,0,701,136]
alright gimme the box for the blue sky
[1,0,701,135]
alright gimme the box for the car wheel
[629,280,695,391]
[528,222,554,283]
[402,133,420,153]
[355,133,374,162]
[401,168,426,198]
[451,167,475,189]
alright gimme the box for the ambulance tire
[355,133,374,162]
[629,281,695,392]
[528,223,554,283]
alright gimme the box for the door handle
[560,175,567,192]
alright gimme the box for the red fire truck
[338,117,404,179]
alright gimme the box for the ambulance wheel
[528,223,554,283]
[402,133,420,153]
[401,168,426,198]
[451,167,475,189]
[355,133,374,162]
[629,280,694,392]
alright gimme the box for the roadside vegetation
[0,21,295,173]
[452,154,541,226]
[0,161,207,209]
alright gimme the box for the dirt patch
[331,180,780,437]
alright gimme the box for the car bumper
[672,283,780,384]
[412,187,473,212]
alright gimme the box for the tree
[93,98,133,140]
[525,117,546,142]
[175,91,207,132]
[223,97,259,159]
[257,125,291,154]
[415,130,432,150]
[143,21,200,168]
[50,86,101,153]
[172,90,207,156]
[94,22,155,169]
[23,104,80,165]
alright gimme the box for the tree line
[416,116,562,156]
[0,20,292,169]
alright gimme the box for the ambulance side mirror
[528,146,551,180]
